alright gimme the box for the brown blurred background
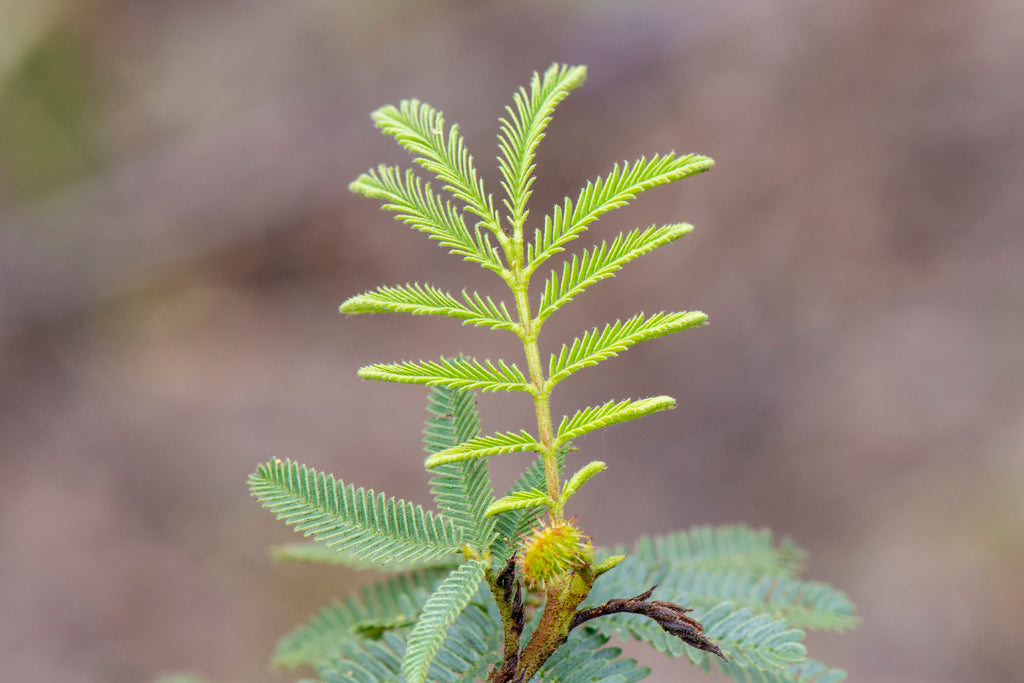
[1,1,1022,682]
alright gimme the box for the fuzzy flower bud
[519,518,590,588]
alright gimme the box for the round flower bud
[520,518,589,589]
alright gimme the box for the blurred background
[1,1,1022,681]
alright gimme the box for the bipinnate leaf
[555,396,676,445]
[269,542,459,571]
[401,559,488,683]
[423,382,481,452]
[659,569,859,632]
[633,525,806,575]
[538,628,651,683]
[349,165,504,274]
[371,99,501,236]
[582,594,805,673]
[695,603,806,671]
[272,567,450,668]
[358,357,530,393]
[249,460,463,566]
[313,602,502,683]
[424,385,496,548]
[340,283,517,332]
[425,429,542,468]
[497,63,587,233]
[529,153,714,268]
[537,223,694,321]
[549,312,707,384]
[485,488,551,516]
[718,658,848,683]
[584,527,852,678]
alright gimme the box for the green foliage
[497,64,587,233]
[402,559,488,683]
[582,527,857,680]
[424,384,496,548]
[314,603,503,683]
[488,449,565,565]
[536,629,652,683]
[537,223,693,321]
[659,570,858,632]
[272,568,452,668]
[549,312,707,383]
[269,542,460,571]
[249,460,464,567]
[555,396,676,445]
[425,429,542,468]
[250,63,853,682]
[633,525,807,575]
[357,357,530,393]
[340,283,517,331]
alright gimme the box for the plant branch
[570,586,728,661]
[512,571,593,683]
[486,556,525,682]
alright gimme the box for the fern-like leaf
[372,100,501,236]
[315,601,502,683]
[584,596,805,673]
[485,488,551,516]
[249,460,463,567]
[720,658,847,683]
[489,450,566,563]
[537,223,693,322]
[539,628,651,683]
[549,312,707,384]
[269,542,459,571]
[424,385,496,548]
[350,165,504,274]
[561,460,607,503]
[633,525,806,576]
[528,153,714,269]
[358,357,530,393]
[401,559,488,683]
[694,603,806,671]
[423,382,480,452]
[272,568,451,668]
[660,569,858,632]
[425,429,542,468]
[497,63,587,233]
[555,396,676,445]
[340,283,517,332]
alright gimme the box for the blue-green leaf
[401,559,487,683]
[249,460,463,566]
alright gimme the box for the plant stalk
[511,268,561,521]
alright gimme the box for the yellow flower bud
[519,518,590,589]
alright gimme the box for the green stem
[485,563,522,681]
[510,269,562,522]
[514,570,594,681]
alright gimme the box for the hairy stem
[486,557,524,682]
[513,570,593,682]
[510,270,562,521]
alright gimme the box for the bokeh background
[2,1,1022,682]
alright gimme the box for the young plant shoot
[250,64,856,683]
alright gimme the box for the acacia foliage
[250,64,854,682]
